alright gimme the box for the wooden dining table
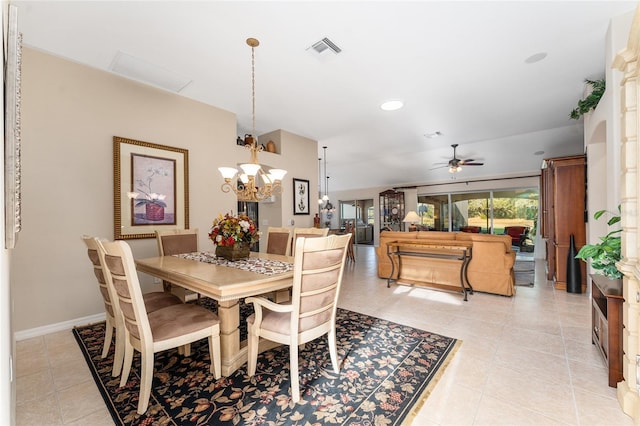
[135,251,294,376]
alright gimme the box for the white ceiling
[14,1,638,192]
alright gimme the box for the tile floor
[15,245,633,425]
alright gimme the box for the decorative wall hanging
[114,136,189,239]
[293,178,310,215]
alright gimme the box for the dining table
[135,251,294,376]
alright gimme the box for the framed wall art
[4,5,22,249]
[114,136,189,239]
[293,178,310,215]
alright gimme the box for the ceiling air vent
[310,37,342,55]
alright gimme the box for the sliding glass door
[417,187,538,245]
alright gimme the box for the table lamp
[403,211,421,231]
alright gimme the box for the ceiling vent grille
[310,37,342,55]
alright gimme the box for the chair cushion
[142,292,182,313]
[247,310,292,335]
[148,304,219,342]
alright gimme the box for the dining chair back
[265,226,292,256]
[99,239,222,414]
[82,235,182,377]
[291,227,329,255]
[82,236,119,365]
[343,221,356,262]
[156,228,200,301]
[245,233,351,402]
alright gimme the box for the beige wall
[13,48,317,332]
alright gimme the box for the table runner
[175,251,293,276]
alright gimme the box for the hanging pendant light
[320,146,335,213]
[218,38,287,201]
[318,157,324,205]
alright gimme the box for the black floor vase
[567,234,582,293]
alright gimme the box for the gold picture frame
[114,136,189,239]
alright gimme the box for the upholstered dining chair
[82,236,182,377]
[245,233,351,403]
[156,228,200,302]
[98,239,222,414]
[291,227,329,256]
[265,226,292,256]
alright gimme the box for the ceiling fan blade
[429,164,449,170]
[462,162,484,166]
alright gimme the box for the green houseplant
[569,79,605,120]
[575,206,622,279]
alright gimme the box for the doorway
[339,199,374,245]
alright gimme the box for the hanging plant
[570,79,606,120]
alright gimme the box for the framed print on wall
[114,136,189,239]
[293,178,310,215]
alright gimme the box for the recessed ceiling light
[525,52,547,64]
[380,100,404,111]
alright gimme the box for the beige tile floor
[15,245,633,425]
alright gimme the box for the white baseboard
[14,312,106,341]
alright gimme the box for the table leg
[387,249,396,288]
[458,256,468,302]
[463,255,474,294]
[217,300,240,376]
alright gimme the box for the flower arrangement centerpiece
[209,213,259,261]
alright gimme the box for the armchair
[245,234,351,402]
[503,226,529,246]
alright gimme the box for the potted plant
[569,79,606,120]
[575,205,622,279]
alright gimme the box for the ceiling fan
[432,143,484,173]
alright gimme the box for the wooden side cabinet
[591,274,623,387]
[540,155,586,291]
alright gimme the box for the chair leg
[289,343,300,403]
[119,340,134,388]
[137,351,154,414]
[247,325,259,376]
[102,319,113,359]
[209,332,222,380]
[328,327,340,373]
[112,329,124,377]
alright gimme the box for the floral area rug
[73,307,459,425]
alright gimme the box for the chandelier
[318,146,335,213]
[218,38,287,202]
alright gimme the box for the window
[417,187,538,244]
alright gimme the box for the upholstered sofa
[376,231,516,296]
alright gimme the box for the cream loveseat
[377,231,516,297]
